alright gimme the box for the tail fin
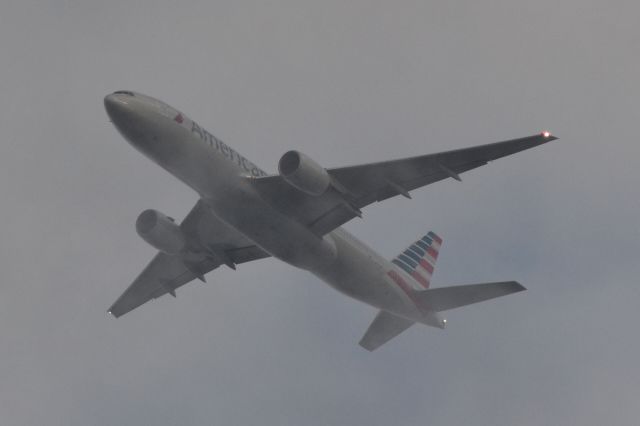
[391,231,442,289]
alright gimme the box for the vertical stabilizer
[391,231,442,289]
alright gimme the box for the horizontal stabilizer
[415,281,525,312]
[359,310,414,351]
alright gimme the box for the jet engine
[278,151,331,196]
[135,209,186,255]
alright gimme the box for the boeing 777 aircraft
[104,90,556,351]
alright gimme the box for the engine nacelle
[278,151,331,196]
[136,209,186,255]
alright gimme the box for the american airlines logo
[190,121,268,177]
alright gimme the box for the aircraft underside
[104,90,553,350]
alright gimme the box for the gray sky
[1,1,639,425]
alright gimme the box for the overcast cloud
[1,1,639,425]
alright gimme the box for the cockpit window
[114,91,135,96]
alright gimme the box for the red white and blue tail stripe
[391,231,442,289]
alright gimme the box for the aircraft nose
[104,92,149,143]
[104,93,132,123]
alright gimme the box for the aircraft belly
[144,130,422,319]
[310,229,414,316]
[141,124,423,319]
[146,133,341,271]
[204,187,339,271]
[135,120,241,198]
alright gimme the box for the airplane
[104,90,556,351]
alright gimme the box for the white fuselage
[104,92,441,325]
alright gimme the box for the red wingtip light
[542,131,551,138]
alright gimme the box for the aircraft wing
[252,133,556,236]
[108,200,270,317]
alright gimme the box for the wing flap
[307,203,357,235]
[227,245,271,265]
